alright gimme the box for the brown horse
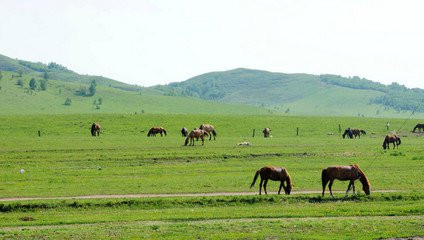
[147,127,167,137]
[184,129,208,146]
[250,166,292,195]
[199,124,217,140]
[91,123,101,137]
[263,128,271,138]
[412,124,424,133]
[321,164,370,198]
[181,127,188,137]
[383,134,401,149]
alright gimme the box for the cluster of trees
[75,80,97,96]
[16,78,47,91]
[320,74,424,112]
[18,60,73,73]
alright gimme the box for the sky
[1,0,424,88]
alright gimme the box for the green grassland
[0,114,423,239]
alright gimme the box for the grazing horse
[321,164,370,198]
[342,128,353,139]
[199,124,217,140]
[181,127,188,137]
[147,127,167,137]
[383,134,401,149]
[263,128,271,138]
[250,166,292,195]
[91,123,101,137]
[184,129,208,146]
[412,124,424,133]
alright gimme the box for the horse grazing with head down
[199,124,217,140]
[321,164,370,198]
[263,128,271,138]
[181,127,188,137]
[342,128,353,139]
[250,166,292,195]
[147,127,167,137]
[383,134,401,149]
[412,124,424,133]
[91,123,101,137]
[184,129,208,146]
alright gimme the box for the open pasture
[0,114,423,239]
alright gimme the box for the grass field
[0,114,423,239]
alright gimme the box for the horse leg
[345,181,353,197]
[201,136,204,146]
[352,182,357,196]
[209,132,212,141]
[322,178,329,197]
[259,179,263,195]
[278,181,283,194]
[263,179,269,194]
[329,180,335,198]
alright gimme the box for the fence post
[252,129,255,137]
[38,130,41,137]
[296,127,299,136]
[338,124,341,133]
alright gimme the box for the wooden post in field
[338,124,341,133]
[252,129,255,137]
[296,127,299,136]
[38,130,41,137]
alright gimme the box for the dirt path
[0,190,401,202]
[1,215,422,231]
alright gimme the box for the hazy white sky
[1,0,423,87]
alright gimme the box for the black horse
[412,124,424,133]
[342,128,353,139]
[181,127,188,137]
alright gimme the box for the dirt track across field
[0,190,401,202]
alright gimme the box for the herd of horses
[88,122,422,197]
[250,164,370,197]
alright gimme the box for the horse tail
[212,129,217,137]
[147,129,151,137]
[184,136,189,146]
[413,125,418,132]
[397,136,401,145]
[321,169,328,190]
[250,170,260,188]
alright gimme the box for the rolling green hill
[0,54,269,115]
[153,68,424,117]
[2,53,423,117]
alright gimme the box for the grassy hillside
[154,68,424,117]
[0,71,270,115]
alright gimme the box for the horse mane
[352,164,370,187]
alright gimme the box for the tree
[17,79,24,87]
[89,80,97,96]
[39,79,47,90]
[97,97,103,105]
[29,78,37,90]
[0,70,3,81]
[64,98,72,106]
[43,71,49,80]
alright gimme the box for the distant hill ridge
[1,53,423,116]
[153,68,424,113]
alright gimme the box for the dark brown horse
[250,166,292,195]
[199,124,217,140]
[412,124,424,133]
[342,128,353,139]
[263,128,271,138]
[184,129,208,146]
[383,134,401,149]
[322,164,370,198]
[181,127,188,137]
[91,123,101,137]
[147,127,167,137]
